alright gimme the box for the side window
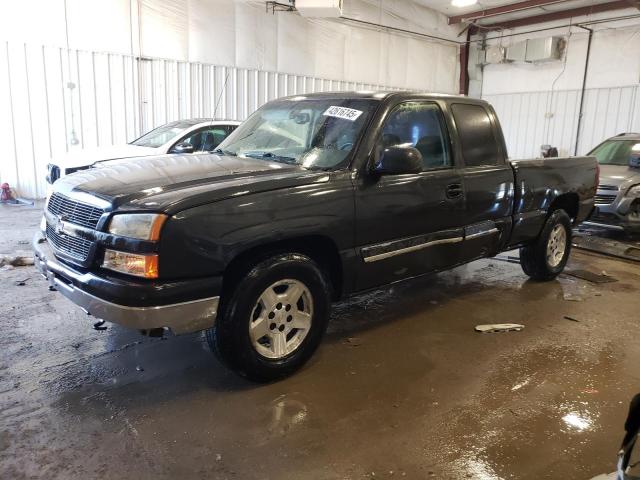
[181,127,229,152]
[378,102,451,170]
[179,129,204,151]
[450,103,501,167]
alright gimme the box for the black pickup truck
[34,92,597,381]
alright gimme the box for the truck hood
[598,164,640,192]
[53,153,329,213]
[53,145,160,170]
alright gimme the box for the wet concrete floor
[2,203,640,480]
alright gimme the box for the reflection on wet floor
[2,205,640,479]
[563,411,594,432]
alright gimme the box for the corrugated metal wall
[0,41,405,198]
[483,85,640,159]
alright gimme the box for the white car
[46,119,241,186]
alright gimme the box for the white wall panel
[65,0,133,55]
[481,20,640,160]
[139,0,189,61]
[190,0,236,66]
[0,42,420,198]
[484,85,640,159]
[235,2,277,71]
[277,12,315,78]
[0,0,461,198]
[482,20,640,95]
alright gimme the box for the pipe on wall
[574,25,593,156]
[459,28,471,95]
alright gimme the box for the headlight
[626,184,640,198]
[102,249,159,279]
[108,213,167,240]
[40,215,46,232]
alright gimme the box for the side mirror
[171,142,195,154]
[373,145,423,175]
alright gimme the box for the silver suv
[583,133,640,233]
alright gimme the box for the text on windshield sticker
[323,106,363,121]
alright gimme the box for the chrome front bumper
[585,200,640,232]
[33,234,219,334]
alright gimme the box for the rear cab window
[450,103,503,167]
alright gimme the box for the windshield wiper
[242,151,299,165]
[213,148,236,156]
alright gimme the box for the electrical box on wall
[485,46,506,64]
[525,36,564,63]
[295,0,342,17]
[506,41,527,63]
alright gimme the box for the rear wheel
[520,209,572,281]
[206,253,331,382]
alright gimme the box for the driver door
[353,101,466,291]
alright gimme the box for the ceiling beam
[482,0,639,30]
[448,0,570,25]
[626,0,640,10]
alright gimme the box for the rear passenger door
[449,103,515,262]
[354,101,466,291]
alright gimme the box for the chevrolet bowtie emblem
[55,215,66,235]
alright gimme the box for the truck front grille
[45,224,92,261]
[594,184,619,205]
[594,193,618,205]
[47,193,104,229]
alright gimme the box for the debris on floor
[564,269,617,283]
[563,292,584,302]
[0,251,34,267]
[492,255,521,264]
[0,183,33,206]
[344,337,364,347]
[475,323,525,333]
[588,473,617,480]
[93,320,108,331]
[563,315,580,322]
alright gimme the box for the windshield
[130,122,193,148]
[216,98,378,170]
[589,139,640,166]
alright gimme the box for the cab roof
[613,132,640,141]
[277,90,489,106]
[164,118,241,128]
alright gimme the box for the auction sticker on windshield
[323,106,363,121]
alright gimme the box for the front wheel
[206,253,331,382]
[520,209,572,281]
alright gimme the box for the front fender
[157,172,355,279]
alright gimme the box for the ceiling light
[451,0,478,7]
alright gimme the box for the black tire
[520,209,572,281]
[206,253,331,382]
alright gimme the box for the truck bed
[508,156,598,247]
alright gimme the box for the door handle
[446,183,463,199]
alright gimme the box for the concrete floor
[2,203,640,480]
